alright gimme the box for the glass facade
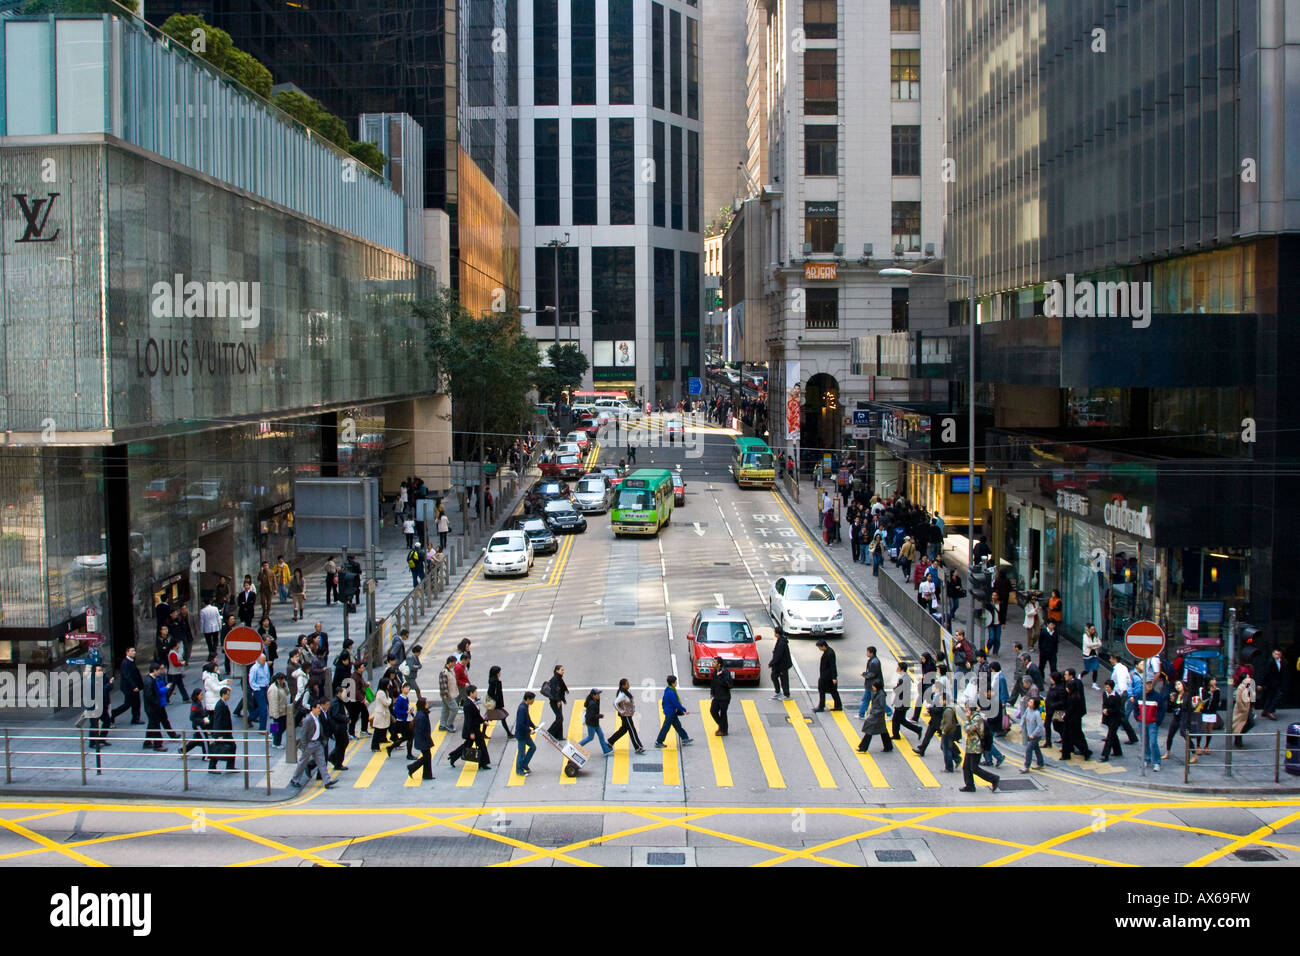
[653,121,667,227]
[534,118,561,225]
[671,126,684,230]
[591,247,636,343]
[651,3,665,111]
[534,246,580,326]
[457,147,522,317]
[533,0,560,105]
[572,118,599,225]
[806,124,837,176]
[670,9,682,115]
[608,0,634,105]
[609,118,636,225]
[654,248,676,380]
[571,0,597,105]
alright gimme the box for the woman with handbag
[1232,666,1256,748]
[369,685,392,751]
[1043,672,1067,751]
[608,678,645,754]
[1163,679,1193,760]
[484,665,512,739]
[1196,677,1222,754]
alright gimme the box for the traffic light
[968,569,992,605]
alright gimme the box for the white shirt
[919,580,936,602]
[403,519,415,534]
[1111,661,1130,696]
[1022,603,1040,630]
[199,604,221,634]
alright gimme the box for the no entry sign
[223,626,264,666]
[1124,620,1166,659]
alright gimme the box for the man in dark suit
[290,699,335,787]
[141,662,168,751]
[1038,620,1060,677]
[209,686,235,771]
[236,579,257,627]
[709,663,734,735]
[110,646,144,724]
[309,621,330,661]
[813,640,842,712]
[768,632,793,701]
[447,685,488,769]
[1259,649,1290,719]
[857,646,884,719]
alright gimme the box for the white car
[556,441,582,458]
[768,575,845,637]
[663,418,685,442]
[482,530,534,577]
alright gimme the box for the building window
[890,49,920,100]
[534,0,559,105]
[535,246,580,326]
[891,287,909,331]
[804,0,837,39]
[571,0,596,105]
[686,16,699,119]
[572,118,597,225]
[891,201,921,253]
[534,119,560,225]
[804,49,837,115]
[806,288,838,329]
[891,124,920,175]
[687,129,700,232]
[805,124,837,176]
[654,247,675,346]
[651,3,665,110]
[670,9,682,115]
[653,121,666,227]
[805,201,838,253]
[507,117,520,212]
[890,0,920,31]
[507,0,519,107]
[680,250,699,340]
[671,125,683,230]
[592,247,636,337]
[609,117,635,225]
[608,0,634,105]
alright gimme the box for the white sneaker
[769,694,783,701]
[1091,683,1100,690]
[1152,764,1161,771]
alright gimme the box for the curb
[0,785,294,804]
[1042,763,1300,796]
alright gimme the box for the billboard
[784,360,801,441]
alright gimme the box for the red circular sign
[223,626,265,666]
[1124,620,1166,659]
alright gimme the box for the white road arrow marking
[483,593,516,617]
[693,522,706,537]
[714,592,726,608]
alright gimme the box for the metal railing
[1182,729,1286,784]
[877,561,945,652]
[2,727,273,794]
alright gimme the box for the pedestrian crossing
[341,695,980,793]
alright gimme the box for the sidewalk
[0,463,539,801]
[777,474,1300,793]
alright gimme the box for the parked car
[482,530,533,577]
[687,608,761,685]
[571,475,612,514]
[672,472,686,505]
[768,575,845,637]
[541,498,587,534]
[509,514,558,554]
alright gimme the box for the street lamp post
[879,267,978,579]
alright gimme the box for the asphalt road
[2,419,1298,867]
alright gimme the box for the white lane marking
[790,655,813,693]
[666,613,674,641]
[527,651,544,690]
[482,593,516,617]
[713,592,726,608]
[540,614,553,643]
[657,538,664,555]
[671,653,681,678]
[662,580,671,606]
[693,522,706,536]
[723,521,733,536]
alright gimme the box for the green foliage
[534,344,590,403]
[348,141,387,176]
[419,290,541,462]
[160,14,233,70]
[224,48,272,99]
[704,205,734,239]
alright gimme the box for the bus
[610,468,674,536]
[732,437,776,488]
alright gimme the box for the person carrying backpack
[407,542,425,587]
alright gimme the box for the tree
[419,290,540,471]
[704,205,735,239]
[348,141,388,176]
[160,14,233,71]
[225,48,272,99]
[534,344,590,403]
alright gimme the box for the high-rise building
[865,1,1300,648]
[515,0,702,404]
[740,0,946,457]
[700,0,747,223]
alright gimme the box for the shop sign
[880,412,906,447]
[154,570,187,592]
[257,499,294,522]
[804,262,837,280]
[1056,489,1089,516]
[1102,494,1153,539]
[1186,605,1199,630]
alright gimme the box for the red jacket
[454,661,469,688]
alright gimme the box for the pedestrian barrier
[877,562,945,653]
[1,727,274,794]
[1182,729,1284,784]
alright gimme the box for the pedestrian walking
[578,689,614,756]
[403,516,417,548]
[1195,678,1223,754]
[856,680,892,752]
[938,695,962,772]
[857,646,884,719]
[324,556,338,606]
[1081,622,1103,689]
[1136,679,1165,770]
[608,678,645,754]
[407,539,425,588]
[1022,593,1041,650]
[447,685,490,769]
[275,555,291,604]
[958,705,1001,792]
[1038,619,1060,677]
[1164,679,1192,760]
[889,663,922,740]
[1109,653,1139,744]
[257,562,274,619]
[514,692,538,774]
[141,662,175,751]
[289,568,305,622]
[485,665,512,737]
[437,656,459,732]
[267,673,288,748]
[1258,649,1290,720]
[199,597,221,661]
[110,646,144,724]
[813,640,842,712]
[436,508,450,550]
[290,700,336,788]
[1098,680,1124,761]
[914,664,952,756]
[179,689,210,761]
[709,662,734,735]
[654,675,693,747]
[368,684,392,751]
[980,669,1007,768]
[1232,667,1256,748]
[387,682,415,758]
[209,686,235,772]
[1014,694,1046,772]
[406,698,435,781]
[768,631,793,701]
[328,695,350,771]
[236,577,257,627]
[541,665,569,738]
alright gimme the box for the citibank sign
[1103,496,1153,539]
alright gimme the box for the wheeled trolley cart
[536,729,590,777]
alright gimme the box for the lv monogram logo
[12,192,61,243]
